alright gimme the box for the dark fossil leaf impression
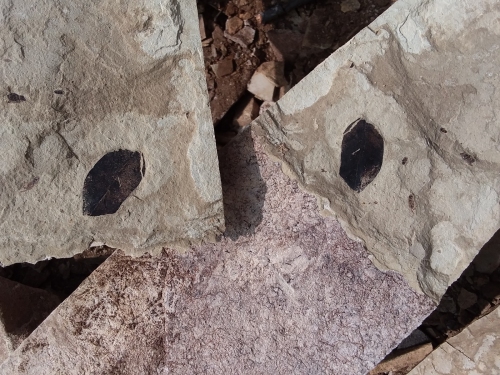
[83,150,145,216]
[339,119,384,192]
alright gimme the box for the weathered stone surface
[0,277,60,364]
[0,0,223,264]
[0,127,434,374]
[409,308,500,375]
[254,0,500,301]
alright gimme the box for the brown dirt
[198,0,394,145]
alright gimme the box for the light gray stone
[0,0,223,264]
[0,127,434,374]
[409,308,500,375]
[254,0,500,301]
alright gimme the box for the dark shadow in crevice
[418,228,500,345]
[217,127,267,239]
[0,247,114,301]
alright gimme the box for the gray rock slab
[254,0,500,301]
[0,127,434,374]
[409,307,500,375]
[0,0,223,265]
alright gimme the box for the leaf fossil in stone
[339,119,384,192]
[83,150,144,216]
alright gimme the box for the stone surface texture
[254,0,500,301]
[0,277,60,364]
[0,0,223,265]
[409,307,500,375]
[0,128,434,374]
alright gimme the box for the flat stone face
[0,0,223,265]
[254,0,500,300]
[409,308,500,375]
[0,128,434,374]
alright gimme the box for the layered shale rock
[254,0,500,301]
[0,0,223,265]
[0,128,435,374]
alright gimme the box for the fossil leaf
[339,119,384,192]
[83,150,144,216]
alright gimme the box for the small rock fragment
[211,58,235,78]
[267,29,303,62]
[225,2,238,16]
[199,14,207,40]
[232,96,260,128]
[224,26,255,47]
[225,16,243,35]
[341,0,361,12]
[247,61,287,102]
[202,38,213,47]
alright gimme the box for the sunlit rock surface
[0,0,223,265]
[254,0,500,300]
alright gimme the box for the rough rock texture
[0,128,434,374]
[409,307,500,375]
[254,0,500,300]
[0,0,223,265]
[0,277,60,364]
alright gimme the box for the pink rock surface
[0,128,434,374]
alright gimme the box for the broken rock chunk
[232,95,260,128]
[224,26,256,47]
[247,61,287,102]
[225,16,244,35]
